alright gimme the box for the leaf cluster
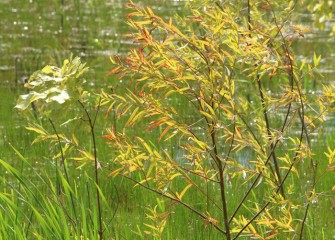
[15,55,89,119]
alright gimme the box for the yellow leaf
[81,150,94,161]
[213,22,225,34]
[199,90,205,110]
[143,223,159,231]
[199,110,213,119]
[72,133,79,145]
[42,65,54,74]
[25,127,47,135]
[153,150,162,159]
[125,106,139,126]
[109,167,123,177]
[177,184,192,200]
[146,163,155,178]
[169,173,181,181]
[159,125,172,141]
[134,177,152,187]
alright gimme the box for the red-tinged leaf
[235,126,242,139]
[106,68,121,76]
[327,165,335,172]
[125,3,139,9]
[102,135,115,141]
[147,118,168,131]
[159,125,172,141]
[187,16,203,22]
[219,104,233,117]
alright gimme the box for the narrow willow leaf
[25,126,47,135]
[147,118,168,131]
[199,110,213,119]
[125,106,140,126]
[159,125,172,141]
[177,183,192,200]
[109,167,123,177]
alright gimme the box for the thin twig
[78,99,103,240]
[120,174,227,235]
[48,118,78,221]
[256,76,285,197]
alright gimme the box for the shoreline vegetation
[1,1,335,239]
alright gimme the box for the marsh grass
[0,0,334,239]
[1,77,334,239]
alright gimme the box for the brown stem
[78,99,103,240]
[247,0,284,197]
[256,76,285,198]
[211,131,231,240]
[234,116,306,239]
[121,174,227,235]
[194,87,231,238]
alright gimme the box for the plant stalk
[48,118,78,222]
[256,77,285,198]
[78,100,103,240]
[211,131,231,240]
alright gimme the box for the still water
[0,1,334,89]
[1,1,334,147]
[0,1,183,88]
[1,3,335,166]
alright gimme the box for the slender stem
[211,131,231,240]
[78,99,103,240]
[256,76,285,197]
[53,126,60,195]
[121,174,226,235]
[299,203,310,239]
[247,0,251,32]
[248,0,285,198]
[194,87,230,238]
[247,0,284,196]
[48,118,78,222]
[233,148,303,239]
[266,2,316,236]
[233,201,270,240]
[49,118,67,191]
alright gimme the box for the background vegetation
[0,0,334,239]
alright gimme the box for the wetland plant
[102,1,335,239]
[2,0,335,239]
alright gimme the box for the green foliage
[7,0,335,239]
[304,0,335,32]
[102,1,335,239]
[0,146,110,239]
[15,55,89,118]
[13,54,106,239]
